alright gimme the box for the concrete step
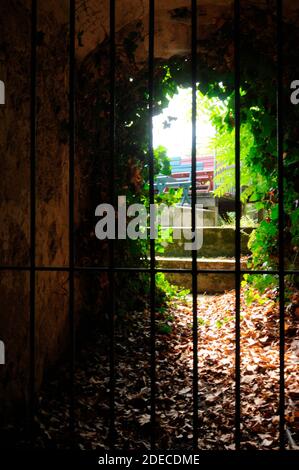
[157,257,247,293]
[160,227,253,258]
[159,205,217,226]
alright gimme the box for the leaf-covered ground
[32,289,299,450]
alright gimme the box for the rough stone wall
[0,0,70,419]
[76,0,234,62]
[75,0,299,64]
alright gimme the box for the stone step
[157,257,247,293]
[160,226,253,258]
[159,204,217,226]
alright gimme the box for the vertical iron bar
[69,0,76,437]
[277,0,285,451]
[109,0,116,449]
[29,0,37,436]
[234,0,241,450]
[149,0,156,451]
[191,0,198,451]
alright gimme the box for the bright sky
[153,87,215,158]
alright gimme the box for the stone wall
[0,0,70,419]
[75,0,299,63]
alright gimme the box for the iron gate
[0,0,293,452]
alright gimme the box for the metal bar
[1,265,299,275]
[108,0,116,449]
[234,0,241,450]
[191,0,198,450]
[29,0,37,436]
[69,0,76,437]
[277,0,285,451]
[148,0,156,450]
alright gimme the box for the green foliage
[154,145,171,175]
[198,37,298,283]
[157,322,172,335]
[241,274,278,305]
[211,121,256,202]
[218,214,257,228]
[155,273,189,333]
[155,272,190,305]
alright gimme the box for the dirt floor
[19,289,299,450]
